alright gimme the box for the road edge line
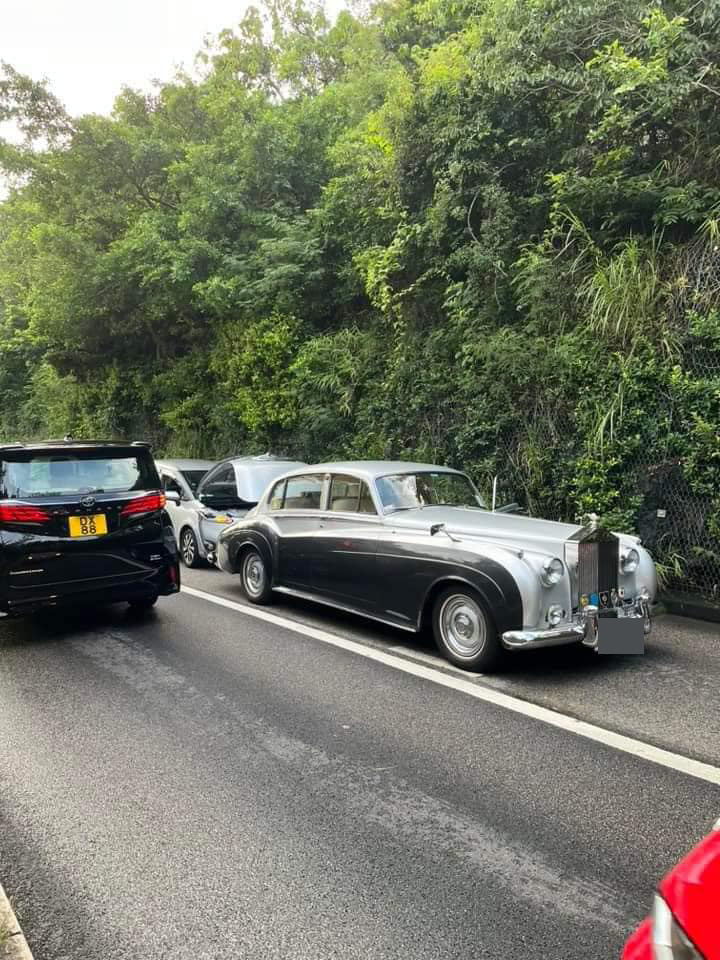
[0,881,34,960]
[181,585,720,787]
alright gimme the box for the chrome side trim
[272,586,417,633]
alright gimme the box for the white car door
[161,470,203,557]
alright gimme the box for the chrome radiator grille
[572,526,619,604]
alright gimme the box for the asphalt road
[0,568,719,960]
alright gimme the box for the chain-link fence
[491,430,719,608]
[487,233,720,611]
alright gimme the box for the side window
[268,479,286,511]
[201,464,236,496]
[329,475,377,515]
[161,473,183,497]
[214,465,235,485]
[279,474,324,511]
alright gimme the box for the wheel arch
[230,530,274,578]
[418,562,522,636]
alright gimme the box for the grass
[0,918,13,949]
[0,896,18,952]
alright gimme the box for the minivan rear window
[0,449,160,499]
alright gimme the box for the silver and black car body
[216,461,657,671]
[194,455,308,566]
[0,440,180,616]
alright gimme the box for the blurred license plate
[69,514,108,537]
[214,515,232,524]
[597,616,644,654]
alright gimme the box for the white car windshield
[376,472,485,512]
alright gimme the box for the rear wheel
[128,595,158,613]
[240,548,273,605]
[180,527,202,568]
[431,586,504,671]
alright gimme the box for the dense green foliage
[1,0,719,588]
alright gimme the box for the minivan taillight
[0,505,51,524]
[120,492,166,518]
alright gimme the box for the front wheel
[432,586,504,672]
[240,548,273,604]
[180,527,202,568]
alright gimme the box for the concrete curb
[0,882,33,960]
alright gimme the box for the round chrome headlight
[621,548,640,574]
[540,556,564,587]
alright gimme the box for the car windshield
[375,472,486,512]
[181,470,208,493]
[0,449,159,499]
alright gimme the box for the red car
[623,818,720,959]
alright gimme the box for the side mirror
[430,522,460,543]
[165,490,180,504]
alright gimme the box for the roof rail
[2,439,153,448]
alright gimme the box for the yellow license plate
[214,515,231,524]
[69,514,108,537]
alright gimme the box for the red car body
[623,826,720,959]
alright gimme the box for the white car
[155,459,218,567]
[159,455,307,567]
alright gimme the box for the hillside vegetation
[1,0,719,565]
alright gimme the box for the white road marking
[181,585,720,786]
[387,645,484,677]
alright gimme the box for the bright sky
[2,0,345,118]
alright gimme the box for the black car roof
[0,439,152,453]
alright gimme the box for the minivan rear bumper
[0,553,180,615]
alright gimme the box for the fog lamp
[547,604,563,627]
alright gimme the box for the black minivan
[0,439,180,617]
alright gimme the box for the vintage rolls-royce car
[216,461,656,671]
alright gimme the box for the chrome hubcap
[243,554,265,597]
[182,532,195,564]
[439,595,487,659]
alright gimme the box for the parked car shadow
[0,602,157,648]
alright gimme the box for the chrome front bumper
[502,599,652,651]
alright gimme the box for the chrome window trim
[266,509,327,519]
[317,512,383,526]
